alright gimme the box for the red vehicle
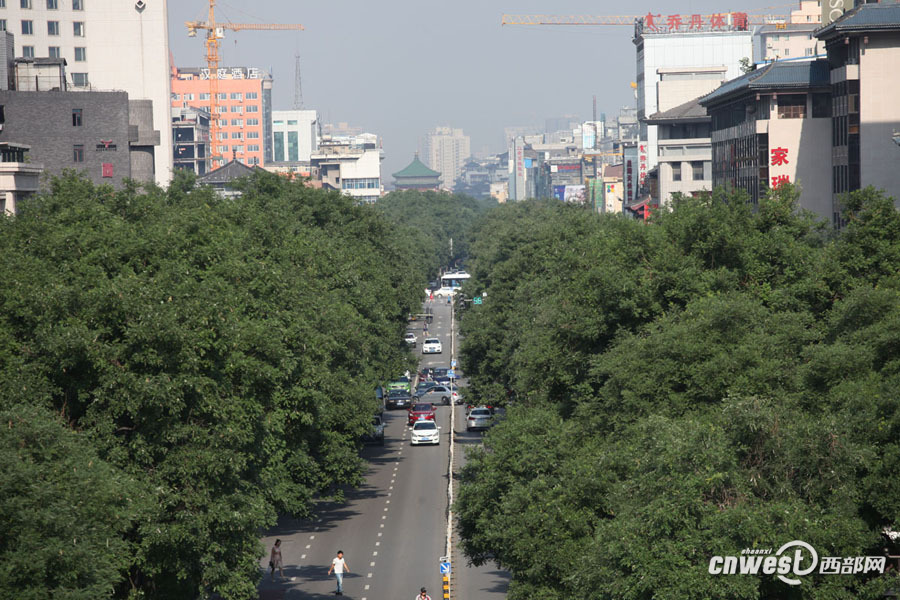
[407,402,436,426]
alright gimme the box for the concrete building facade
[701,59,833,221]
[634,13,753,187]
[422,126,470,190]
[272,109,317,163]
[311,139,383,204]
[172,106,210,176]
[171,66,272,169]
[0,142,41,215]
[817,2,900,222]
[2,0,173,185]
[645,96,712,205]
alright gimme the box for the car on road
[404,332,417,347]
[385,388,412,410]
[362,414,385,445]
[466,407,493,431]
[415,380,437,395]
[422,338,442,354]
[410,420,440,445]
[466,402,494,415]
[407,402,436,426]
[432,367,450,384]
[387,376,412,394]
[415,384,452,404]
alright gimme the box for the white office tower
[422,126,471,190]
[5,0,173,185]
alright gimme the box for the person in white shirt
[327,550,349,595]
[416,587,431,600]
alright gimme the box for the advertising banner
[564,185,586,204]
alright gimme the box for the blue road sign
[451,359,457,368]
[440,562,451,575]
[447,370,456,379]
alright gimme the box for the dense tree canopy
[0,173,473,599]
[455,186,900,599]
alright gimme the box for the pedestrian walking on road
[269,539,284,581]
[327,550,349,595]
[416,587,432,600]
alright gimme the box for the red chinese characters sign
[642,12,749,33]
[769,147,790,188]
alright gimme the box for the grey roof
[817,3,900,39]
[646,96,709,124]
[198,159,262,185]
[701,59,830,106]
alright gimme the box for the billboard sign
[822,0,849,26]
[623,144,638,204]
[636,12,750,37]
[564,185,586,204]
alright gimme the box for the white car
[404,332,417,347]
[422,338,442,354]
[410,421,440,445]
[466,407,492,431]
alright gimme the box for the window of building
[0,1,6,8]
[230,92,242,100]
[805,48,814,56]
[21,20,34,35]
[273,131,284,161]
[73,144,84,162]
[231,119,242,126]
[171,93,180,101]
[246,92,258,100]
[246,118,259,126]
[248,144,260,152]
[22,45,34,58]
[812,93,830,118]
[671,163,682,182]
[229,105,243,113]
[48,46,60,58]
[199,93,210,100]
[0,21,6,32]
[287,120,298,126]
[72,108,82,126]
[47,0,58,8]
[71,72,88,87]
[73,21,84,36]
[217,119,227,127]
[184,93,193,101]
[784,48,790,56]
[232,145,243,153]
[72,0,83,9]
[248,156,260,165]
[217,145,228,153]
[691,161,704,181]
[778,94,806,119]
[216,93,226,100]
[231,132,243,139]
[21,0,32,8]
[287,131,298,162]
[247,131,259,139]
[72,47,88,62]
[47,20,59,35]
[217,132,227,140]
[246,105,258,113]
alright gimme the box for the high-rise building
[422,126,471,190]
[3,0,173,185]
[272,109,317,163]
[172,106,211,176]
[171,66,272,168]
[634,12,753,193]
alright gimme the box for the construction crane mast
[186,0,304,164]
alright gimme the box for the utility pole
[293,53,304,110]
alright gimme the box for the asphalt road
[257,295,508,600]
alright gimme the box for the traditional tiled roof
[198,159,260,185]
[757,23,819,34]
[646,96,709,123]
[392,155,441,179]
[700,59,830,106]
[817,3,900,39]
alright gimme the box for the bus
[434,271,470,297]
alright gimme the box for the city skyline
[166,0,800,178]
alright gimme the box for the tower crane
[186,0,304,164]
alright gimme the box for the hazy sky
[168,0,804,176]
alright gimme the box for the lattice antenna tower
[293,53,304,109]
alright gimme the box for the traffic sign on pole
[451,359,457,368]
[473,296,483,305]
[440,562,451,575]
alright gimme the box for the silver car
[415,385,453,405]
[466,407,492,431]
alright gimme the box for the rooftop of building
[198,159,263,185]
[392,155,441,179]
[646,96,709,124]
[756,22,820,34]
[603,163,624,179]
[14,57,67,66]
[817,2,900,39]
[701,58,830,106]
